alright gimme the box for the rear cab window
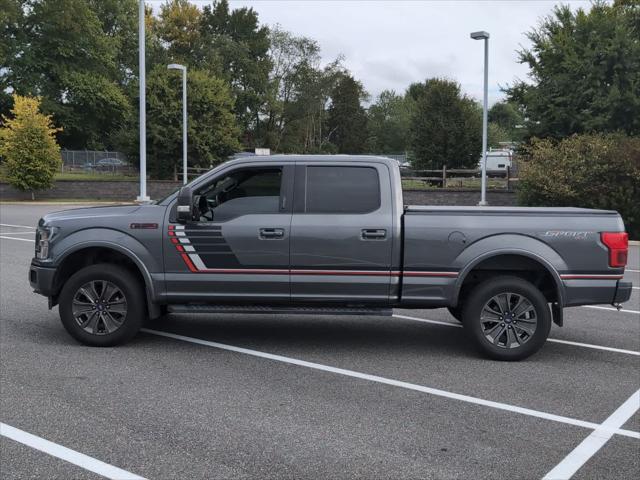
[301,166,381,214]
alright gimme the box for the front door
[163,164,294,303]
[290,163,394,303]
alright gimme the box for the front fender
[452,234,567,306]
[51,228,159,300]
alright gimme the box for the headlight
[35,226,58,260]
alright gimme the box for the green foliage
[408,78,482,169]
[143,67,240,180]
[199,0,271,142]
[4,0,134,149]
[488,101,525,143]
[518,133,640,238]
[507,1,640,138]
[0,95,62,197]
[262,26,343,154]
[326,74,369,154]
[367,90,410,154]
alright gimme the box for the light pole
[471,30,490,206]
[168,64,188,185]
[137,0,150,202]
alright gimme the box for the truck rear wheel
[461,276,551,361]
[58,264,145,347]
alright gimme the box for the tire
[447,306,463,322]
[58,264,145,347]
[461,276,551,361]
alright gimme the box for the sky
[153,0,594,105]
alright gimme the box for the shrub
[518,133,640,239]
[0,95,62,199]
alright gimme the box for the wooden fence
[401,166,517,190]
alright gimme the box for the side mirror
[176,186,193,223]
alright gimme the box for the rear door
[290,162,394,303]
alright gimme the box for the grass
[402,177,512,190]
[54,172,138,181]
[0,165,138,182]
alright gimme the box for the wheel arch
[52,242,159,317]
[454,246,566,308]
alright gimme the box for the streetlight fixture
[137,0,150,202]
[470,30,490,206]
[168,63,188,185]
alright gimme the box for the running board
[167,304,393,316]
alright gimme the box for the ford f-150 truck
[29,155,632,360]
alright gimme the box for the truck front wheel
[461,276,551,361]
[58,264,145,347]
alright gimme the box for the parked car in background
[478,150,513,176]
[96,158,127,172]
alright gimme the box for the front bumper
[613,281,632,304]
[29,261,56,296]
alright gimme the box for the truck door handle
[259,228,285,239]
[361,229,387,240]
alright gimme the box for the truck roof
[229,154,399,166]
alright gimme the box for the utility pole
[137,0,150,202]
[471,30,490,206]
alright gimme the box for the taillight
[601,232,628,268]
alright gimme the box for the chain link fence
[60,150,136,175]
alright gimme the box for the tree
[506,1,640,138]
[518,133,640,238]
[0,0,23,116]
[154,0,202,63]
[488,101,525,143]
[326,74,369,154]
[263,26,343,153]
[367,90,410,153]
[5,0,133,149]
[0,95,62,199]
[143,67,240,180]
[199,0,271,144]
[408,78,482,169]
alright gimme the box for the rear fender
[453,234,567,307]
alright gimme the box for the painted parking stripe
[582,305,640,315]
[0,235,35,242]
[0,223,35,229]
[0,231,36,235]
[0,422,146,480]
[392,314,640,356]
[141,328,640,439]
[543,389,640,480]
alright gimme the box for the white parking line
[626,269,639,273]
[0,236,34,242]
[141,328,640,439]
[0,422,146,480]
[543,389,640,480]
[392,314,640,356]
[582,305,640,315]
[0,223,35,229]
[0,231,36,235]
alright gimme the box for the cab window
[195,167,282,222]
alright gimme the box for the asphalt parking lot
[1,203,638,480]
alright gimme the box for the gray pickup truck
[29,156,632,360]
